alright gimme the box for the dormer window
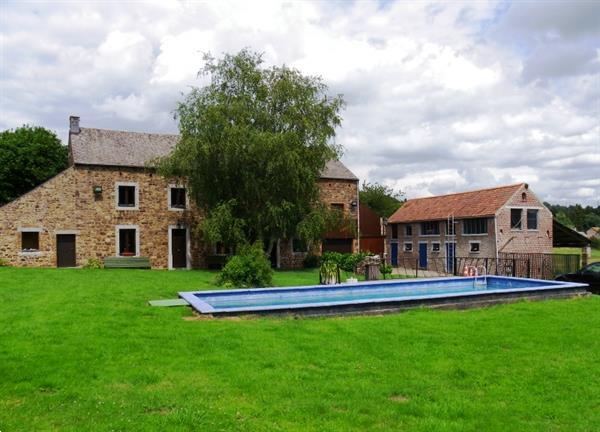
[116,182,138,210]
[168,186,187,210]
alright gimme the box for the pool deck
[179,276,589,318]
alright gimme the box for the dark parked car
[556,262,600,294]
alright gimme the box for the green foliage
[545,202,600,231]
[83,258,103,269]
[156,49,345,250]
[380,262,393,280]
[217,242,273,288]
[0,125,69,205]
[322,251,369,273]
[199,200,246,248]
[319,260,340,284]
[359,181,405,218]
[302,254,320,268]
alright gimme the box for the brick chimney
[69,115,80,134]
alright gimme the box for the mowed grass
[554,247,600,262]
[0,268,599,431]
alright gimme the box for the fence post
[527,258,531,278]
[512,259,516,277]
[453,257,458,276]
[415,259,418,278]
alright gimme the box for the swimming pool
[179,276,588,317]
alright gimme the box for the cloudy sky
[1,0,598,205]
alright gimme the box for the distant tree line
[544,202,600,232]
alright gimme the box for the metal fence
[392,253,580,280]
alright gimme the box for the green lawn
[554,247,600,263]
[1,268,599,431]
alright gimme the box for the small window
[469,242,480,253]
[463,218,488,235]
[404,242,413,252]
[21,232,39,251]
[431,242,440,252]
[391,224,398,239]
[117,185,137,208]
[420,221,440,235]
[521,192,527,201]
[511,209,522,230]
[527,209,538,230]
[331,203,344,212]
[170,187,186,210]
[118,228,137,256]
[292,238,308,253]
[405,224,412,236]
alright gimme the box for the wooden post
[582,245,591,267]
[512,259,516,277]
[527,258,531,278]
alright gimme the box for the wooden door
[171,229,187,268]
[57,234,76,267]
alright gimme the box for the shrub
[322,252,369,274]
[83,258,103,269]
[319,260,340,284]
[303,254,320,268]
[380,262,393,280]
[217,242,273,288]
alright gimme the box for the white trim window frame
[115,225,140,257]
[18,227,43,255]
[469,240,481,254]
[168,185,188,211]
[168,225,192,270]
[115,182,139,211]
[403,241,413,253]
[431,241,441,253]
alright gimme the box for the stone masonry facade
[387,184,553,270]
[0,166,358,269]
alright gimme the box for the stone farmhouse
[386,183,553,270]
[0,117,358,269]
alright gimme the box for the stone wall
[0,166,203,268]
[319,179,359,253]
[0,167,358,269]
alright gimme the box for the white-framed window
[115,182,139,210]
[404,242,413,252]
[469,241,481,254]
[168,185,187,211]
[431,242,441,253]
[18,227,42,253]
[115,225,140,257]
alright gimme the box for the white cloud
[0,0,598,205]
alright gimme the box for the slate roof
[70,127,358,180]
[388,184,525,223]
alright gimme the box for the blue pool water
[179,276,587,315]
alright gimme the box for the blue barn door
[446,242,455,274]
[419,243,428,268]
[390,242,398,266]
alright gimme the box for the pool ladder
[474,266,487,288]
[466,265,487,288]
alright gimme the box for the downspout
[494,214,499,261]
[356,180,360,253]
